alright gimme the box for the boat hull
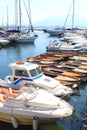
[0,106,73,125]
[0,112,57,125]
[17,36,36,43]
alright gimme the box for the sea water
[0,31,58,79]
[0,31,87,130]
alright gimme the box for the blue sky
[0,0,87,27]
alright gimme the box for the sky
[0,0,87,28]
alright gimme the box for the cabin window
[36,67,42,74]
[30,67,42,77]
[30,69,37,77]
[15,69,28,77]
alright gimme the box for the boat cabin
[9,61,42,81]
[5,61,74,96]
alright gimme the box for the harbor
[0,31,87,130]
[0,0,87,129]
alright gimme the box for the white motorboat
[0,61,74,96]
[0,38,10,47]
[46,40,87,52]
[0,83,73,128]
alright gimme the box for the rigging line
[62,0,73,29]
[23,0,33,32]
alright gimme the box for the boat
[27,56,59,67]
[60,32,85,42]
[46,40,86,52]
[42,66,86,82]
[13,0,37,43]
[67,59,87,67]
[44,27,66,36]
[28,52,63,62]
[55,61,87,81]
[65,60,87,70]
[45,0,76,37]
[0,83,73,128]
[16,33,37,43]
[42,67,80,84]
[56,64,87,75]
[27,51,73,67]
[70,55,87,61]
[0,61,74,96]
[0,37,10,48]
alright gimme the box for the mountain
[33,15,87,29]
[6,15,87,30]
[33,16,65,27]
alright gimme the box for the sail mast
[72,0,75,29]
[6,5,9,30]
[23,0,34,32]
[15,0,18,29]
[19,0,21,31]
[28,0,33,32]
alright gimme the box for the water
[0,31,58,80]
[0,31,87,130]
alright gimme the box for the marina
[0,31,87,130]
[0,0,87,129]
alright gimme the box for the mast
[19,0,21,31]
[62,2,72,29]
[23,0,34,32]
[28,0,33,32]
[72,0,75,29]
[15,0,18,30]
[6,5,9,30]
[62,0,74,29]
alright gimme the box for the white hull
[16,35,36,43]
[0,105,73,125]
[0,39,10,46]
[0,85,73,127]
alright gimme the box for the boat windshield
[15,69,28,77]
[21,84,37,94]
[16,84,39,100]
[29,84,37,94]
[29,67,42,77]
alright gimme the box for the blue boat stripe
[13,73,43,85]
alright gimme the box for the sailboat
[16,0,37,43]
[44,0,75,36]
[8,0,37,43]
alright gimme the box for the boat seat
[0,94,7,103]
[0,88,6,94]
[8,88,19,98]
